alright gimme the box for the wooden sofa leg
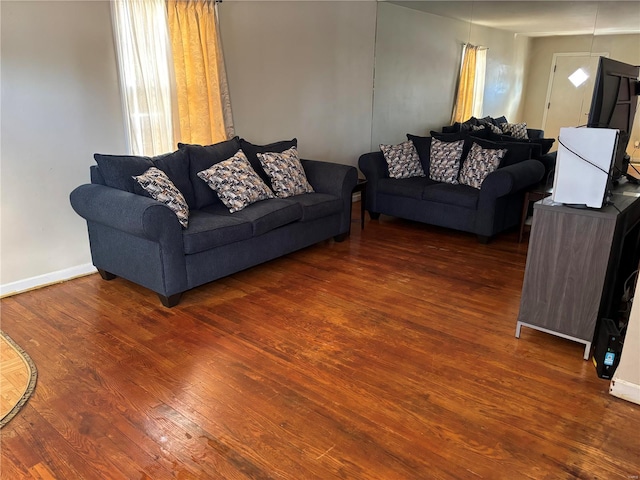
[97,269,117,281]
[369,212,380,220]
[477,235,491,244]
[158,293,182,308]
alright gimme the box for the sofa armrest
[301,159,357,197]
[70,183,188,299]
[527,128,544,140]
[358,151,388,182]
[301,159,357,235]
[358,151,389,214]
[70,183,183,244]
[481,159,545,199]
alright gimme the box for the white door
[542,53,607,149]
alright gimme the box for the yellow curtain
[167,0,234,145]
[451,44,478,124]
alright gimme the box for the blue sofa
[442,115,557,178]
[358,132,545,242]
[70,137,357,307]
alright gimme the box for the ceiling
[388,1,640,37]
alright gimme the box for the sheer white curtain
[472,48,487,118]
[111,0,175,156]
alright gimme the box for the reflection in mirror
[590,2,640,165]
[370,1,639,162]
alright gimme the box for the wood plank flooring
[1,210,639,479]
[0,335,32,421]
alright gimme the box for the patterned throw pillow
[429,138,464,184]
[459,143,507,189]
[379,140,425,179]
[133,167,190,228]
[476,119,503,134]
[257,146,314,198]
[500,122,529,139]
[197,150,274,213]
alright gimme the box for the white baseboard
[0,263,97,298]
[609,377,640,405]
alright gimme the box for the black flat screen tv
[587,57,640,182]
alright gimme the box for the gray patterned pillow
[476,120,503,134]
[459,142,507,189]
[379,140,425,179]
[197,150,274,213]
[500,122,529,139]
[429,138,464,184]
[487,123,504,135]
[257,146,314,198]
[133,167,190,228]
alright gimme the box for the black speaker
[592,318,623,379]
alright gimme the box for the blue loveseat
[358,132,545,242]
[70,136,357,307]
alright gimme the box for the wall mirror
[371,1,640,159]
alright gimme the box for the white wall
[0,0,378,295]
[0,0,538,295]
[0,1,126,293]
[371,3,469,146]
[218,1,377,167]
[469,28,531,123]
[371,2,531,147]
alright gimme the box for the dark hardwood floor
[2,207,639,479]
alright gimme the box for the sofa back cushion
[179,136,242,209]
[239,138,297,186]
[94,148,195,208]
[93,153,151,192]
[531,137,555,155]
[470,138,534,168]
[153,149,195,207]
[468,126,492,139]
[488,133,542,158]
[406,134,432,172]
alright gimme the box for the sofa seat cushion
[202,198,302,236]
[183,210,253,254]
[422,183,479,209]
[289,193,342,222]
[378,177,438,200]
